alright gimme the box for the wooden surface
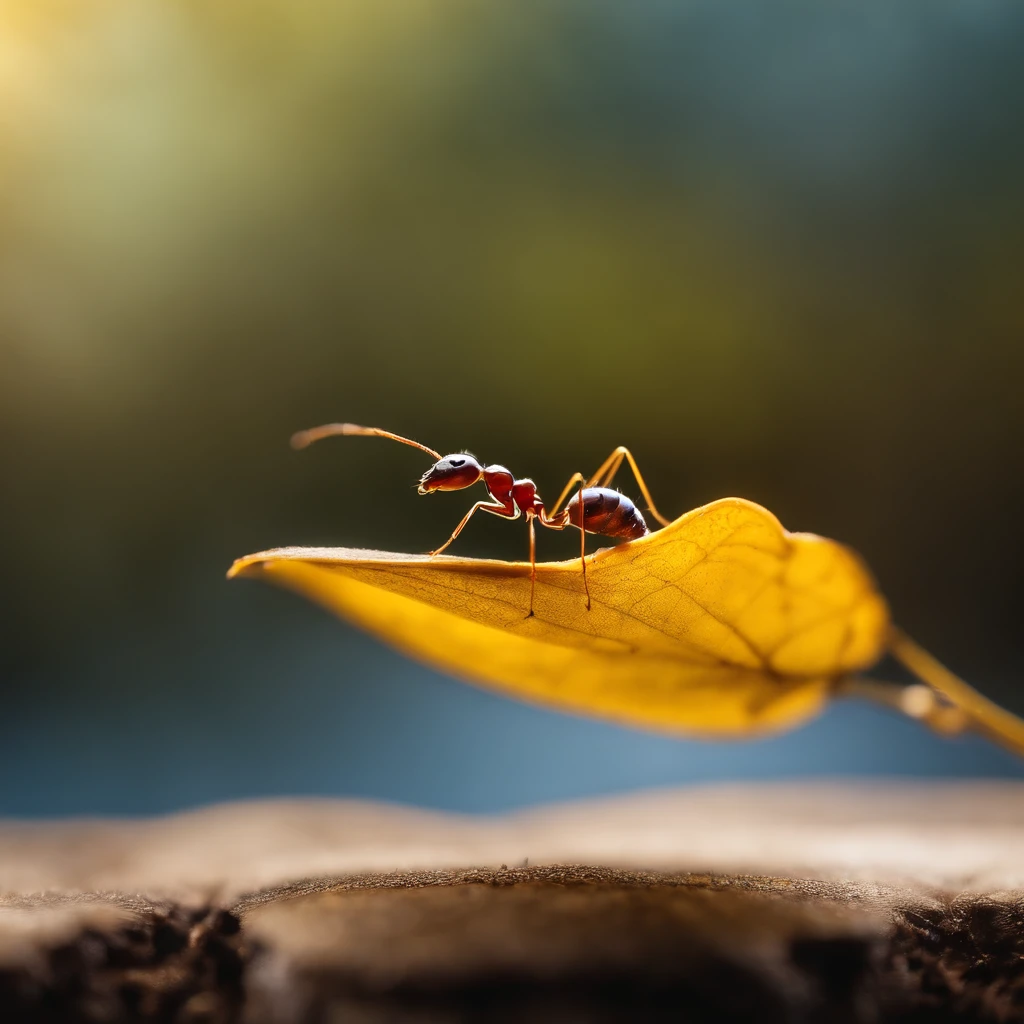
[2,781,1024,1022]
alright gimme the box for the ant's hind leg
[587,447,672,527]
[539,472,592,611]
[548,471,586,518]
[578,481,591,610]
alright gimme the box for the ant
[290,423,672,617]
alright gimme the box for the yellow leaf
[229,497,890,738]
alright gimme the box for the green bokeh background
[2,1,1023,814]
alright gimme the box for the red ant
[290,424,672,617]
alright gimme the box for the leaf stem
[886,627,1024,757]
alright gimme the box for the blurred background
[2,0,1024,817]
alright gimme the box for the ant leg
[527,515,537,617]
[538,472,593,612]
[429,501,518,556]
[538,479,592,612]
[578,480,591,610]
[548,471,586,518]
[586,447,672,527]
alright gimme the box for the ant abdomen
[566,487,649,541]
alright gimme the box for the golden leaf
[231,420,1024,753]
[229,497,891,738]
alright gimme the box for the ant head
[418,454,484,494]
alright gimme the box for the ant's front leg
[428,500,519,557]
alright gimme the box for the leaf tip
[226,553,270,580]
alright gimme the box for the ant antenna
[290,423,442,461]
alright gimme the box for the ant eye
[448,458,466,468]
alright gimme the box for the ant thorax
[482,465,515,505]
[483,467,546,519]
[511,478,545,517]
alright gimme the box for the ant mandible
[290,423,672,617]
